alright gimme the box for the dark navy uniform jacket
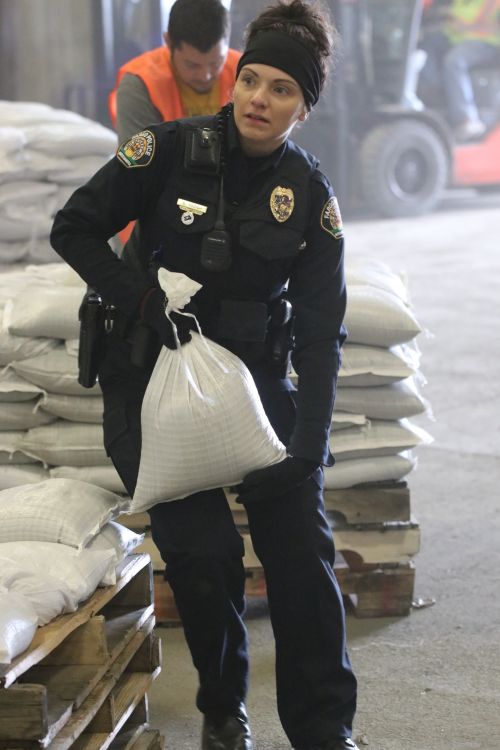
[50,111,347,467]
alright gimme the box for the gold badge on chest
[270,186,294,223]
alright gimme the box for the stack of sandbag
[0,100,117,265]
[323,259,432,489]
[0,259,432,495]
[0,264,126,493]
[0,478,141,663]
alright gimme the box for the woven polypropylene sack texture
[131,333,286,512]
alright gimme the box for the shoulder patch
[117,130,156,168]
[320,196,344,239]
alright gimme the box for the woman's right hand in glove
[139,287,192,350]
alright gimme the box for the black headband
[236,30,322,107]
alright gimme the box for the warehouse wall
[0,0,165,125]
[0,1,96,111]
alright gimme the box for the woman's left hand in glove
[235,455,319,506]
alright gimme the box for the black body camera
[184,128,221,174]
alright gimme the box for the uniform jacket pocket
[239,220,304,260]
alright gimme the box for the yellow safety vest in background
[446,0,500,45]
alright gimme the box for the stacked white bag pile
[0,100,117,265]
[1,258,431,496]
[0,478,142,664]
[322,259,432,489]
[0,263,126,493]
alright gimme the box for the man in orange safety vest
[109,0,241,245]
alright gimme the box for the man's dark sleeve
[287,172,347,466]
[50,124,175,315]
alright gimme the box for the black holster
[216,297,295,378]
[268,298,295,379]
[77,290,108,388]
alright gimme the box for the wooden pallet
[0,554,164,750]
[119,482,412,534]
[121,482,418,620]
[153,554,415,623]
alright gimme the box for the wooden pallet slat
[40,618,109,667]
[0,555,153,690]
[131,483,419,623]
[0,554,164,750]
[0,684,48,741]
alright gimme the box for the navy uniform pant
[99,332,357,747]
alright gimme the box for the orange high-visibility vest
[446,0,500,45]
[109,46,241,127]
[109,46,240,244]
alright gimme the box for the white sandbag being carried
[132,270,286,512]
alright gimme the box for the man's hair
[168,0,230,52]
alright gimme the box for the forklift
[231,0,500,217]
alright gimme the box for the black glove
[140,287,192,350]
[235,455,319,506]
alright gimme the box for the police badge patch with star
[270,186,295,223]
[320,196,344,239]
[117,130,155,168]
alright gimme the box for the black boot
[202,703,253,750]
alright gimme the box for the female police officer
[51,2,358,749]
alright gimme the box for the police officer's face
[166,37,229,94]
[233,64,308,157]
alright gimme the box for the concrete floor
[148,189,500,750]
